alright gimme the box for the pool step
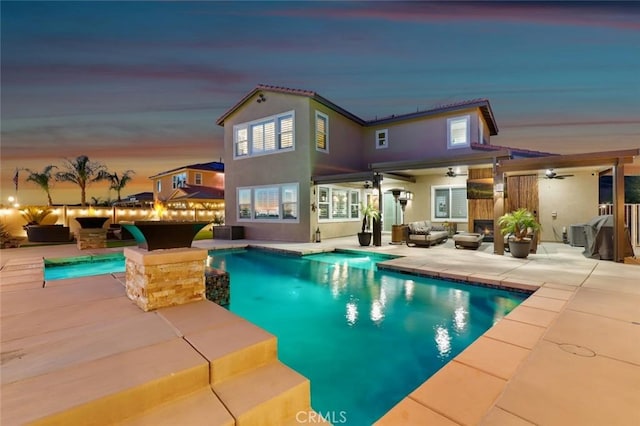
[213,361,311,426]
[119,387,235,426]
[0,338,209,425]
[184,318,278,384]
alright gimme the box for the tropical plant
[498,208,541,242]
[360,203,380,233]
[24,165,57,206]
[107,170,135,202]
[212,212,225,225]
[20,206,53,226]
[55,155,108,207]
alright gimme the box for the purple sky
[2,1,639,205]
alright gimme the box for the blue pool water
[44,253,125,280]
[208,249,527,425]
[45,249,527,424]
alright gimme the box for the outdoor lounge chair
[406,221,448,247]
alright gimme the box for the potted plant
[358,203,380,246]
[21,206,70,242]
[498,208,541,258]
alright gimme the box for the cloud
[2,63,249,86]
[269,2,640,32]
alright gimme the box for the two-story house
[149,161,225,210]
[216,85,553,244]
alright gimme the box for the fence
[599,204,640,247]
[0,206,221,238]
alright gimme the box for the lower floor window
[432,185,467,221]
[237,183,298,222]
[318,185,360,222]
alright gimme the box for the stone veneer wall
[205,267,230,306]
[124,247,207,312]
[76,228,107,250]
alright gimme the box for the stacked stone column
[124,247,207,311]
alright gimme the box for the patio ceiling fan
[542,168,574,179]
[445,167,467,178]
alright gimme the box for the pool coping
[3,239,638,425]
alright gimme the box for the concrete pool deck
[1,236,639,425]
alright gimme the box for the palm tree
[107,170,135,202]
[55,155,108,206]
[24,165,57,206]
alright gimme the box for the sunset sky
[2,1,639,206]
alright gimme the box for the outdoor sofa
[406,220,448,247]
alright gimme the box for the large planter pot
[121,221,210,251]
[508,239,532,258]
[25,225,71,243]
[357,232,372,246]
[75,217,110,229]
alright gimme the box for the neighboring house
[149,161,225,210]
[216,84,635,252]
[113,192,155,207]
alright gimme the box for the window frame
[317,185,360,223]
[194,173,202,185]
[447,115,470,149]
[233,111,295,159]
[315,111,329,153]
[172,172,187,189]
[236,183,299,223]
[431,184,468,222]
[375,129,388,149]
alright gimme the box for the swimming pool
[45,248,527,424]
[207,249,527,424]
[44,253,125,281]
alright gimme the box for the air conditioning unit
[569,224,586,247]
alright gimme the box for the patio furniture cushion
[453,233,484,249]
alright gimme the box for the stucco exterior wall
[222,92,312,242]
[538,171,599,242]
[399,174,470,232]
[362,108,485,164]
[310,100,367,175]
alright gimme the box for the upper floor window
[195,173,202,185]
[156,180,162,192]
[432,185,467,221]
[375,129,388,149]
[234,111,295,159]
[237,183,299,222]
[447,115,470,149]
[315,111,329,153]
[172,172,187,189]
[478,121,485,145]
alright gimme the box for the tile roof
[470,143,556,158]
[170,185,224,201]
[216,84,499,135]
[149,161,224,179]
[369,99,499,135]
[216,84,365,126]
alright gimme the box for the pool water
[44,253,125,280]
[44,249,527,424]
[208,249,527,425]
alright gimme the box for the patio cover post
[613,161,626,262]
[493,165,505,255]
[373,173,382,246]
